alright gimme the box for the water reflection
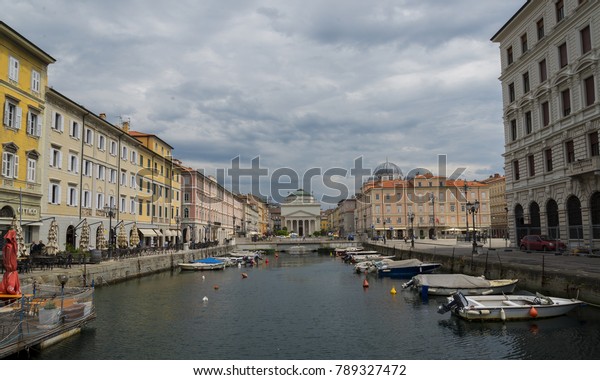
[18,254,600,360]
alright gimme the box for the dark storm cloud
[0,0,525,204]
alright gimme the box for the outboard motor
[437,292,469,314]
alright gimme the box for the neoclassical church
[280,189,321,237]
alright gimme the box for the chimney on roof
[99,113,106,120]
[122,120,130,132]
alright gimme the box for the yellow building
[1,21,55,244]
[129,131,181,247]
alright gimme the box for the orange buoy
[529,306,538,318]
[363,279,369,288]
[213,285,219,290]
[242,273,248,279]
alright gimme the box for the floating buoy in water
[202,275,205,281]
[529,306,538,318]
[275,253,279,258]
[237,263,242,268]
[213,285,219,290]
[500,308,506,321]
[390,286,397,295]
[265,259,269,264]
[363,279,369,288]
[202,296,208,302]
[242,273,248,279]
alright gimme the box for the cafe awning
[170,229,181,237]
[163,230,173,237]
[153,229,163,237]
[138,228,157,237]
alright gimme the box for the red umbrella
[0,229,21,295]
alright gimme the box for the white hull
[441,293,583,321]
[178,262,225,271]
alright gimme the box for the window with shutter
[8,56,19,82]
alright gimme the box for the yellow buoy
[390,287,397,295]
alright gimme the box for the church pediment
[283,210,320,218]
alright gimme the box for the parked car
[519,235,567,251]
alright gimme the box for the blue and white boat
[178,257,226,271]
[376,258,441,279]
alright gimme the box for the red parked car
[519,235,567,251]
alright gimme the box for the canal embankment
[364,241,600,306]
[17,239,600,306]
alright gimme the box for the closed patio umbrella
[46,220,60,255]
[117,223,128,248]
[96,223,107,250]
[130,222,140,247]
[79,219,90,252]
[10,216,26,258]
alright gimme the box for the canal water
[29,254,600,360]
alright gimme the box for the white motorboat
[402,274,519,296]
[178,257,226,271]
[438,292,584,321]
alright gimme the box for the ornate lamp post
[363,214,366,241]
[408,211,415,248]
[467,200,480,253]
[103,204,116,258]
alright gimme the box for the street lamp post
[505,206,509,248]
[464,182,469,242]
[467,200,480,253]
[103,204,116,258]
[408,212,415,248]
[175,216,180,250]
[430,193,435,240]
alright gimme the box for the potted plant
[38,300,60,325]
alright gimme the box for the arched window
[514,204,526,241]
[567,196,583,240]
[529,202,541,235]
[547,199,560,239]
[591,192,600,239]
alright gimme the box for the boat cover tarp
[413,274,494,288]
[383,259,423,268]
[193,257,224,264]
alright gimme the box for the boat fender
[529,306,538,318]
[467,309,490,315]
[500,308,506,321]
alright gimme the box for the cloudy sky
[2,0,524,205]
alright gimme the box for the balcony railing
[1,178,42,194]
[567,156,600,177]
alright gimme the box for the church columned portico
[281,189,321,237]
[285,218,319,237]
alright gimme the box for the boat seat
[502,300,520,307]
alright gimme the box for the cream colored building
[354,161,491,241]
[492,0,600,249]
[280,189,321,237]
[42,89,142,251]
